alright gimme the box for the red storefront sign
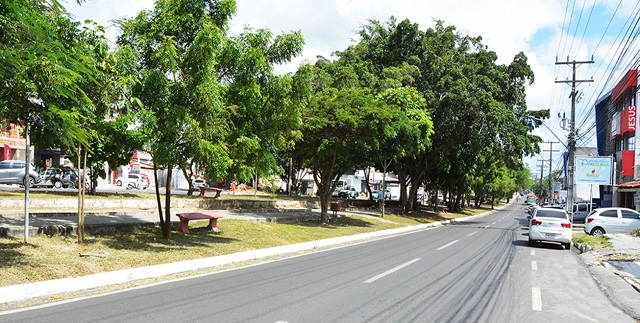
[621,105,636,135]
[622,150,635,177]
[3,144,11,160]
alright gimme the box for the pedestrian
[231,180,236,195]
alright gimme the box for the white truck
[332,175,363,198]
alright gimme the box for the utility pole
[555,57,594,217]
[537,159,547,202]
[543,141,560,202]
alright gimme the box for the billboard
[574,156,613,185]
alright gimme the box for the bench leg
[214,190,221,199]
[198,187,205,198]
[207,218,220,232]
[176,218,191,234]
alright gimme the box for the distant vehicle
[193,178,208,189]
[33,168,63,188]
[0,160,40,188]
[584,207,640,236]
[127,174,149,190]
[371,189,391,201]
[528,207,572,250]
[525,193,537,205]
[117,174,149,190]
[567,202,598,223]
[338,187,358,199]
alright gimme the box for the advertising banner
[574,156,613,185]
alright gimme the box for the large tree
[117,0,237,240]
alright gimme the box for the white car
[584,207,640,236]
[528,207,572,250]
[193,178,208,189]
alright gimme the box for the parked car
[338,187,358,199]
[528,207,572,250]
[33,168,63,188]
[127,174,149,190]
[193,178,208,189]
[584,207,640,236]
[0,160,41,187]
[567,202,598,223]
[371,189,391,201]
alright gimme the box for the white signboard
[574,156,613,185]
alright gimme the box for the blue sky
[64,0,640,177]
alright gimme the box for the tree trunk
[77,144,85,243]
[154,162,164,228]
[163,164,173,240]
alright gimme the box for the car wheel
[69,182,76,189]
[116,180,122,186]
[590,227,606,236]
[563,242,571,250]
[53,180,62,189]
[24,176,35,188]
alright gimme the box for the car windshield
[535,209,567,219]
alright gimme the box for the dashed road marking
[531,250,535,256]
[531,261,537,271]
[532,287,542,311]
[436,240,459,251]
[467,231,478,236]
[364,258,421,284]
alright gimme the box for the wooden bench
[175,212,223,234]
[198,186,223,198]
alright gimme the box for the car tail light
[587,218,594,223]
[531,219,542,225]
[561,222,571,228]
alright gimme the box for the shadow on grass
[83,226,239,251]
[0,238,40,269]
[283,216,376,229]
[394,210,449,223]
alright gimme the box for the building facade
[595,69,639,209]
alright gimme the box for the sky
[64,0,640,178]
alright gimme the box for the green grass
[573,232,612,249]
[0,213,445,288]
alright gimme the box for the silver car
[0,160,41,187]
[584,207,640,236]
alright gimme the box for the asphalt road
[0,203,634,322]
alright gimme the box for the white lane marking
[532,287,542,311]
[531,250,535,256]
[492,222,497,224]
[531,261,537,271]
[467,231,478,236]
[364,258,421,284]
[436,240,459,251]
[483,225,490,229]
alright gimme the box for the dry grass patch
[0,214,419,287]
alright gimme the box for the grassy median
[0,204,493,288]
